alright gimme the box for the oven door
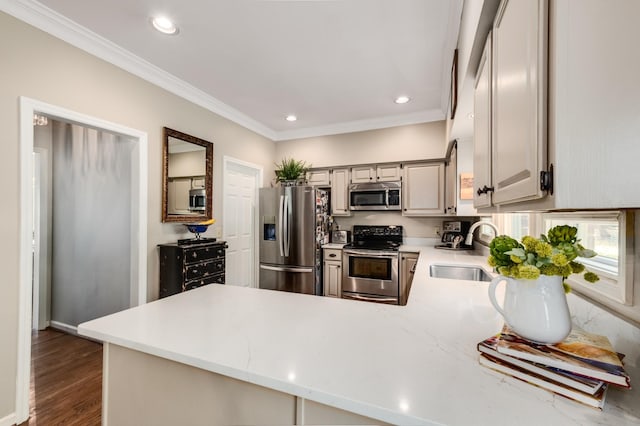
[342,249,399,302]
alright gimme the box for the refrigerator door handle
[283,194,291,257]
[278,195,285,257]
[260,265,314,273]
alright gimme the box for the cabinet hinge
[540,164,554,195]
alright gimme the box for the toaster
[331,230,351,244]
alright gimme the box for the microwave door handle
[385,188,389,208]
[278,195,285,257]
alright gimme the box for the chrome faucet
[465,221,499,246]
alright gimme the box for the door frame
[32,149,48,331]
[16,97,149,423]
[222,156,263,288]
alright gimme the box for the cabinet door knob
[329,253,336,258]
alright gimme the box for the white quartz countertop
[321,243,346,249]
[78,247,639,425]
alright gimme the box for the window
[492,211,633,305]
[492,213,535,241]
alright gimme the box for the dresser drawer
[185,259,225,281]
[323,248,342,261]
[184,245,225,264]
[184,273,225,290]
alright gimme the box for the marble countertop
[78,247,639,425]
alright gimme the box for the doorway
[222,156,262,288]
[16,97,148,424]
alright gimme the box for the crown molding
[0,0,278,140]
[273,109,445,142]
[1,0,444,142]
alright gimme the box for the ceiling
[6,0,462,140]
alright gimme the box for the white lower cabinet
[400,252,418,305]
[323,248,342,297]
[402,163,445,216]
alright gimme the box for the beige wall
[0,12,276,419]
[275,121,447,172]
[275,121,456,237]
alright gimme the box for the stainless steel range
[341,225,403,305]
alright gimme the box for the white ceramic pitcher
[488,274,572,344]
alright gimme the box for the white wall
[0,11,276,420]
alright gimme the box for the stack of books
[477,325,631,409]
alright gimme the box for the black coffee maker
[435,221,472,250]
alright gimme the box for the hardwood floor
[20,328,102,426]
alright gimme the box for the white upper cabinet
[444,144,457,215]
[402,163,444,216]
[376,164,402,182]
[331,168,350,216]
[351,164,401,183]
[350,166,376,183]
[474,0,640,211]
[306,169,331,186]
[473,31,493,209]
[491,0,547,206]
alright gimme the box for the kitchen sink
[429,264,493,282]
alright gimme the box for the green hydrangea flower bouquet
[488,225,599,292]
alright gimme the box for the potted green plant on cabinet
[274,158,310,186]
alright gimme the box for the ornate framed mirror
[161,127,214,223]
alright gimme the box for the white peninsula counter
[78,248,640,425]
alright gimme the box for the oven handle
[342,293,398,304]
[343,249,399,258]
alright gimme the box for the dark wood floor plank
[19,328,102,426]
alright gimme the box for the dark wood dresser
[158,239,227,298]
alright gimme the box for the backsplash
[333,211,479,239]
[568,294,640,368]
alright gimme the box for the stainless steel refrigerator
[259,186,330,295]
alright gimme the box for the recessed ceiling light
[151,16,179,35]
[285,115,297,122]
[395,96,410,104]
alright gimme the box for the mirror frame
[161,127,214,223]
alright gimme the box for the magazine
[479,353,608,409]
[477,336,605,395]
[495,325,630,388]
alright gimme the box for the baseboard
[0,412,17,426]
[50,320,78,335]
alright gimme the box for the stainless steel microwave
[348,181,401,211]
[189,188,206,211]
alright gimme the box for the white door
[223,157,262,287]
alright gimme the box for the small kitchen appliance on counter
[435,221,472,250]
[331,229,351,244]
